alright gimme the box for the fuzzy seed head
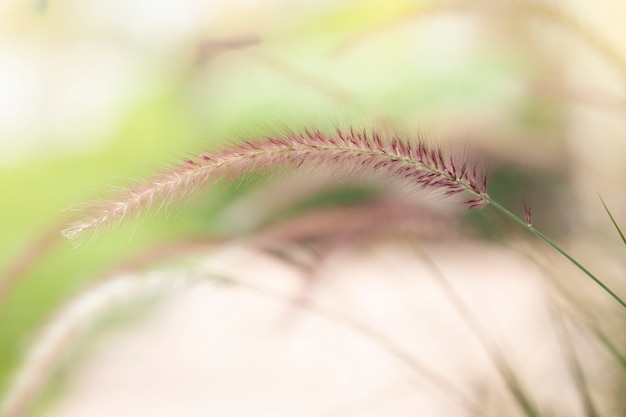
[62,128,489,241]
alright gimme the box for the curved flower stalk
[62,128,488,241]
[62,127,626,312]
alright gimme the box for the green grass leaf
[599,195,626,246]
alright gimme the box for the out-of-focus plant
[1,0,626,416]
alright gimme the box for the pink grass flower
[62,128,489,241]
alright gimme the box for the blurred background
[1,0,626,416]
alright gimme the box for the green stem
[485,196,626,311]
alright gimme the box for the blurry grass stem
[599,196,626,246]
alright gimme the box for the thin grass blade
[599,195,626,246]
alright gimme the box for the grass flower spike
[62,126,626,312]
[62,128,488,241]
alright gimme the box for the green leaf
[599,195,626,246]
